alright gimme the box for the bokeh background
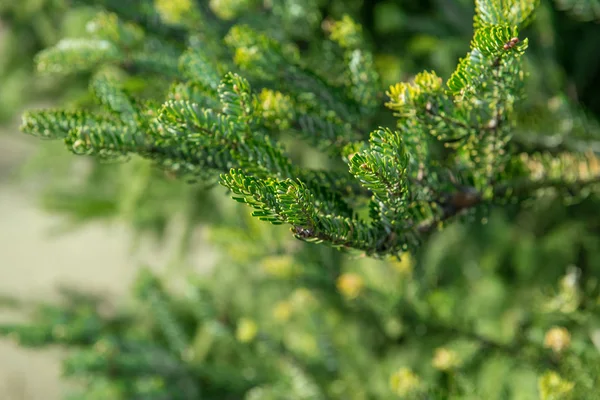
[0,96,217,399]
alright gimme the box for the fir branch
[417,174,600,234]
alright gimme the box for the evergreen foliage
[0,0,94,122]
[2,0,600,399]
[15,0,600,256]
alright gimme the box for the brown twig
[415,175,600,235]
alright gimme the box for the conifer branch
[16,0,600,258]
[417,174,600,234]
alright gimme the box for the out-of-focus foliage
[0,0,97,122]
[1,0,600,399]
[554,0,600,22]
[3,200,600,399]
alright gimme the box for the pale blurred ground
[0,126,216,399]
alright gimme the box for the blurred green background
[0,3,213,397]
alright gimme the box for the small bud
[272,301,293,322]
[538,371,574,400]
[544,326,571,353]
[236,318,258,343]
[336,273,364,299]
[389,367,422,396]
[503,37,520,50]
[321,18,334,33]
[432,347,460,371]
[155,0,194,24]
